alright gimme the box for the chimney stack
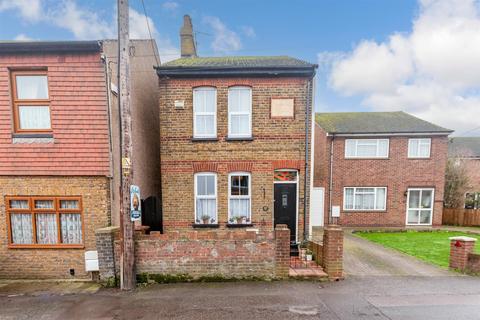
[180,15,197,58]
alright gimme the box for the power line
[457,125,480,137]
[140,0,160,66]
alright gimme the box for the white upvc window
[228,86,252,138]
[194,173,217,224]
[344,187,387,211]
[408,138,431,158]
[193,87,217,138]
[228,172,252,224]
[345,139,389,158]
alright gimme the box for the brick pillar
[95,226,120,283]
[275,224,290,278]
[449,236,477,271]
[322,225,343,279]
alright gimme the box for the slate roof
[315,111,453,134]
[161,56,315,67]
[448,137,480,158]
[156,56,317,77]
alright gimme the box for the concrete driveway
[344,233,454,276]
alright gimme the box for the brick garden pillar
[322,225,343,279]
[95,226,120,283]
[275,224,290,278]
[449,236,477,272]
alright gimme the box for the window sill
[8,244,84,249]
[225,137,254,141]
[408,157,431,160]
[12,133,54,144]
[192,224,219,228]
[191,137,219,142]
[343,210,388,214]
[226,223,254,228]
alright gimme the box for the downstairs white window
[194,173,217,224]
[228,172,251,224]
[344,187,387,211]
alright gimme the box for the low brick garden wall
[96,225,290,283]
[449,236,480,275]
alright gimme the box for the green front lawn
[355,230,480,268]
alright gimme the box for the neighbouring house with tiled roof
[0,40,160,279]
[448,137,480,209]
[313,111,452,228]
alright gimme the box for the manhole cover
[288,305,318,315]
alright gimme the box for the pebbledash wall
[0,46,111,279]
[314,125,449,227]
[159,77,311,239]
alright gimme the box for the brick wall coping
[95,226,120,234]
[449,236,477,242]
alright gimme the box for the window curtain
[61,214,82,244]
[11,214,33,244]
[195,199,216,222]
[18,106,51,129]
[229,199,250,218]
[60,200,79,209]
[376,188,386,210]
[344,189,354,209]
[16,75,49,99]
[36,214,57,244]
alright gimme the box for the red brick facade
[159,77,312,240]
[314,124,449,227]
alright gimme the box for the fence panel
[443,208,480,227]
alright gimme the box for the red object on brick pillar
[322,225,344,279]
[449,236,477,271]
[275,224,290,278]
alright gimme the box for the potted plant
[201,214,211,224]
[229,217,236,224]
[236,215,246,224]
[306,249,313,261]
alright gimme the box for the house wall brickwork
[314,125,449,227]
[106,226,291,279]
[0,176,110,279]
[159,77,312,239]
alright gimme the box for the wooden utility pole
[118,0,135,290]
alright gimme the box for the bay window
[194,173,217,224]
[228,172,251,224]
[7,196,83,247]
[344,187,386,211]
[228,86,252,138]
[193,87,216,138]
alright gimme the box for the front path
[344,232,454,276]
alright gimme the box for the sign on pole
[130,185,141,221]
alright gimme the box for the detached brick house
[0,40,160,279]
[156,16,317,244]
[448,137,480,209]
[313,111,452,227]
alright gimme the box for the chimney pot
[180,15,197,58]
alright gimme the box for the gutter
[156,66,317,78]
[303,76,314,242]
[328,133,335,225]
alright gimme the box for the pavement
[1,234,480,319]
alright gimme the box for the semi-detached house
[0,40,160,279]
[313,111,452,228]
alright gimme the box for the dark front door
[274,183,297,243]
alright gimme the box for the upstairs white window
[408,138,431,158]
[228,86,252,138]
[344,187,387,211]
[345,139,389,158]
[193,87,216,138]
[228,172,251,224]
[194,173,217,224]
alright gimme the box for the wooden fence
[443,208,480,226]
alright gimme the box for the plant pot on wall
[201,215,211,224]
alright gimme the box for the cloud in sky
[14,33,33,41]
[321,0,480,135]
[241,26,256,38]
[0,0,180,63]
[162,1,179,11]
[203,16,242,53]
[0,0,42,21]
